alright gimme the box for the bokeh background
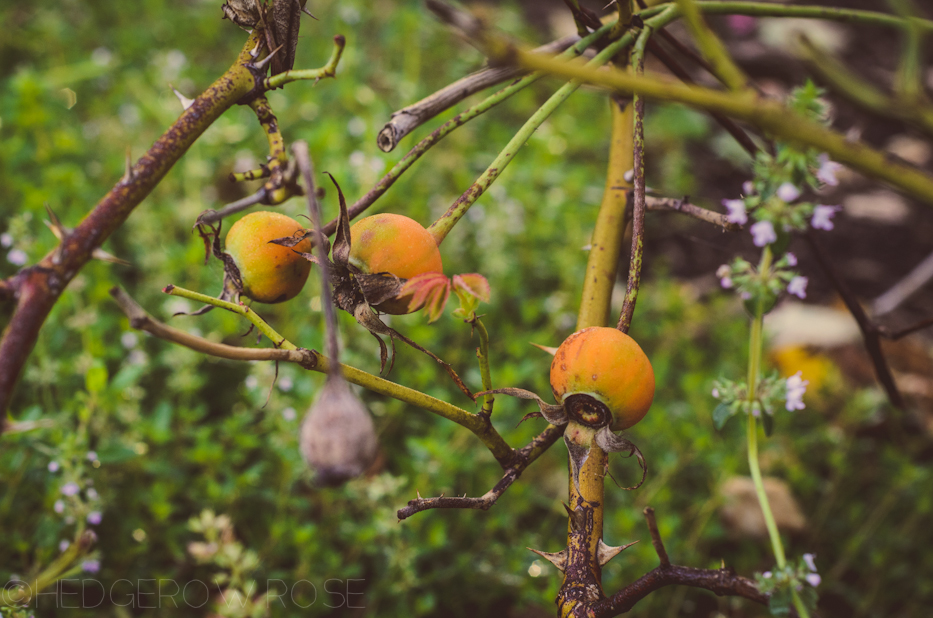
[2,0,932,616]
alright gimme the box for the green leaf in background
[712,401,735,430]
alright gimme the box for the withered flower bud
[300,377,377,486]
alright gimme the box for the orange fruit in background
[225,211,312,304]
[348,213,443,314]
[550,326,655,430]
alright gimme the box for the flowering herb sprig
[756,553,822,617]
[711,371,803,434]
[712,81,835,618]
[717,252,805,315]
[722,83,842,253]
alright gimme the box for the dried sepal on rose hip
[224,211,313,304]
[550,327,655,430]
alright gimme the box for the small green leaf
[712,402,735,430]
[798,585,819,613]
[768,587,792,617]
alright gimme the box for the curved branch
[594,564,766,617]
[396,423,564,520]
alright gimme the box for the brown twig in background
[879,316,933,340]
[646,39,760,156]
[376,35,580,152]
[618,29,650,334]
[396,423,565,520]
[805,229,906,409]
[591,506,767,617]
[595,563,767,617]
[643,507,670,566]
[644,195,741,230]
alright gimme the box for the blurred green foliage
[1,1,931,617]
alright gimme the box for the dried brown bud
[300,377,377,486]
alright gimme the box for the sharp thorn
[301,7,318,19]
[251,44,283,70]
[249,42,261,59]
[528,547,568,572]
[43,204,66,240]
[597,539,638,567]
[170,84,195,110]
[529,342,558,356]
[91,248,131,266]
[122,147,134,183]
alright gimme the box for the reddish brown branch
[643,507,670,566]
[0,34,266,420]
[592,507,766,617]
[396,423,565,520]
[805,229,906,409]
[594,564,767,617]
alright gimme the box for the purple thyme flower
[787,276,808,299]
[751,221,777,247]
[785,372,809,411]
[816,154,841,186]
[812,205,841,231]
[777,182,801,202]
[723,199,748,225]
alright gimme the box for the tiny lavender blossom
[803,553,818,572]
[785,371,809,411]
[7,249,27,266]
[785,252,797,266]
[722,199,748,225]
[751,221,777,247]
[806,573,822,587]
[788,276,808,299]
[87,451,97,461]
[48,461,60,473]
[812,205,841,231]
[712,388,720,398]
[61,482,80,496]
[87,511,103,525]
[59,540,70,552]
[777,182,801,202]
[86,488,99,500]
[742,181,755,195]
[716,264,734,288]
[54,500,65,514]
[81,560,101,574]
[816,154,842,186]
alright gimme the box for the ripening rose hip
[550,327,655,430]
[348,213,443,314]
[225,211,312,304]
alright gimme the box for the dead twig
[377,34,580,152]
[396,423,564,520]
[644,194,741,230]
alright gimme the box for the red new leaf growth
[401,272,451,323]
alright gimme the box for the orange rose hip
[225,211,312,304]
